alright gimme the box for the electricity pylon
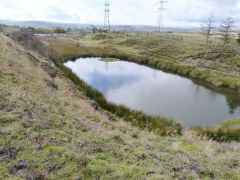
[104,0,110,31]
[157,0,168,32]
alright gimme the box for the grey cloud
[0,0,240,27]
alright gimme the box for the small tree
[201,14,215,44]
[219,16,234,44]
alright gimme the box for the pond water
[64,57,240,128]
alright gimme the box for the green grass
[99,58,120,62]
[193,119,240,142]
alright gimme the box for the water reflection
[89,70,139,94]
[64,57,240,128]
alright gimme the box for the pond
[64,57,240,128]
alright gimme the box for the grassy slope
[0,32,240,179]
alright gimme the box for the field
[0,26,240,179]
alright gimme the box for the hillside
[0,20,163,31]
[0,28,240,179]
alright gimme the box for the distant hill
[0,20,91,29]
[0,19,200,31]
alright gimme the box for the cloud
[0,0,239,27]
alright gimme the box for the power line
[157,0,168,32]
[104,0,110,31]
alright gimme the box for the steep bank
[0,29,240,179]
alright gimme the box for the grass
[0,26,239,179]
[99,58,120,62]
[193,119,240,142]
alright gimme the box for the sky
[0,0,239,27]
